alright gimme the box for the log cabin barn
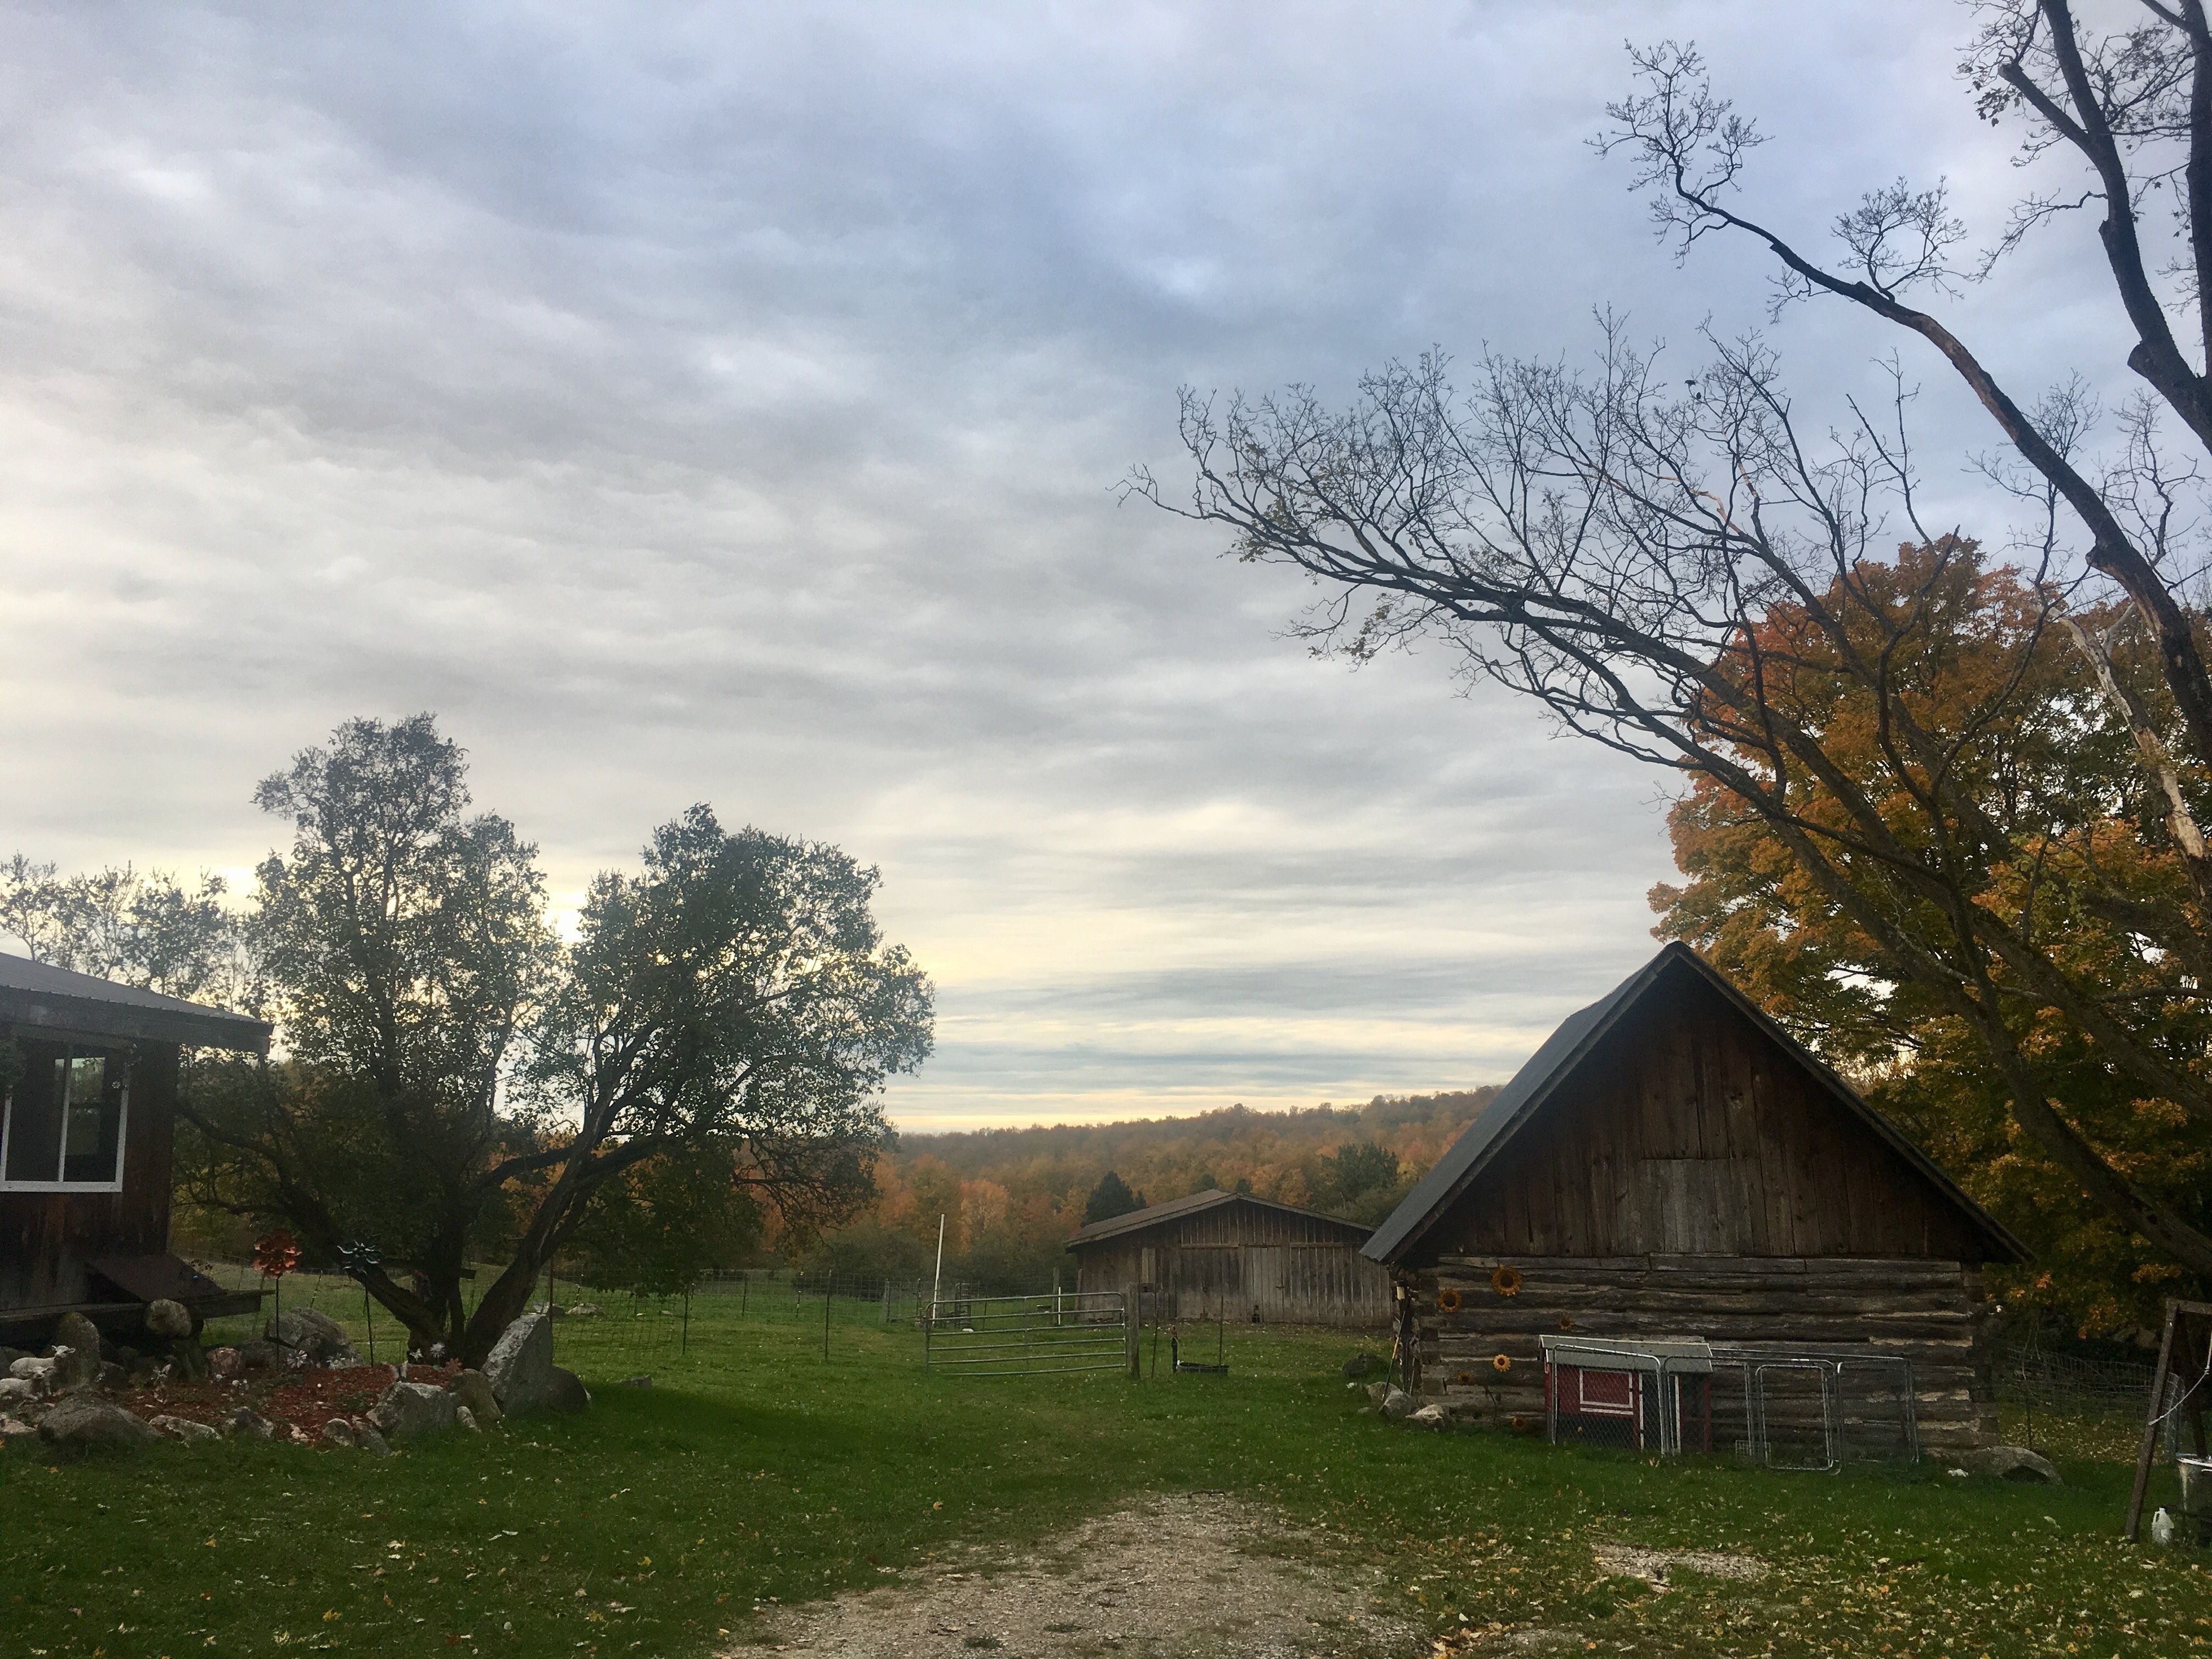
[0,952,270,1347]
[1066,1188,1392,1327]
[1363,943,2027,1454]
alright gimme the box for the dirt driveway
[734,1491,1427,1659]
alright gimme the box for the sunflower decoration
[1558,1314,1575,1331]
[252,1229,302,1279]
[1491,1264,1523,1297]
[1436,1286,1464,1313]
[1492,1352,1514,1372]
[1455,1370,1476,1386]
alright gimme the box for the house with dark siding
[1,952,270,1346]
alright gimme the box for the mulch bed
[115,1360,459,1442]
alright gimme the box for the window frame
[0,1040,131,1194]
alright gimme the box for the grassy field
[3,1286,2209,1659]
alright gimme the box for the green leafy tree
[173,716,932,1366]
[1083,1170,1143,1224]
[563,1143,763,1299]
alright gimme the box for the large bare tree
[1138,4,2212,1280]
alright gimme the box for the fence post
[882,1280,892,1327]
[1124,1283,1141,1379]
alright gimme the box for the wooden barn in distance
[1,952,271,1346]
[1066,1189,1392,1328]
[1364,943,2027,1453]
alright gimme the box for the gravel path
[737,1491,1424,1659]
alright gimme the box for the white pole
[930,1213,946,1318]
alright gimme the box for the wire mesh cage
[1539,1335,1921,1470]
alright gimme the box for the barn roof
[1065,1188,1374,1249]
[1362,941,2026,1266]
[0,952,271,1053]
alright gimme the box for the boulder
[222,1406,276,1442]
[1363,1380,1392,1406]
[544,1367,591,1414]
[234,1339,281,1375]
[1956,1445,2061,1484]
[454,1405,480,1433]
[319,1419,358,1449]
[37,1393,156,1457]
[483,1312,555,1413]
[1380,1387,1414,1421]
[1408,1403,1451,1430]
[205,1346,244,1382]
[354,1420,392,1457]
[449,1369,502,1429]
[1341,1352,1386,1380]
[145,1299,194,1341]
[0,1414,36,1441]
[149,1414,218,1444]
[369,1379,457,1441]
[97,1361,128,1391]
[269,1307,359,1367]
[52,1313,103,1390]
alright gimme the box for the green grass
[4,1299,2210,1658]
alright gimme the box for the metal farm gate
[922,1289,1136,1376]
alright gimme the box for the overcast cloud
[0,2,2145,1127]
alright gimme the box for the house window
[1,1041,129,1190]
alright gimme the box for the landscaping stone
[455,1404,480,1432]
[223,1406,276,1441]
[53,1313,103,1390]
[1341,1352,1386,1380]
[450,1369,502,1429]
[545,1367,591,1414]
[145,1299,193,1341]
[484,1312,555,1413]
[320,1418,358,1449]
[1957,1445,2061,1484]
[567,1304,602,1318]
[1407,1403,1451,1429]
[1362,1380,1391,1406]
[150,1414,218,1443]
[355,1421,392,1457]
[1379,1387,1414,1421]
[0,1414,36,1441]
[205,1346,244,1381]
[370,1379,457,1441]
[270,1307,359,1366]
[38,1393,156,1457]
[234,1339,281,1374]
[97,1361,128,1391]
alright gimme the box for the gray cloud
[0,1,2148,1127]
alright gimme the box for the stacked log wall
[1407,1252,1993,1453]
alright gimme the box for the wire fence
[1989,1336,2160,1463]
[185,1260,1063,1383]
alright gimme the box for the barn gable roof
[1362,942,2025,1266]
[1065,1188,1374,1249]
[0,952,271,1053]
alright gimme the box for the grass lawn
[3,1288,2209,1658]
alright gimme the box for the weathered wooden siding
[1071,1197,1391,1327]
[1403,1253,1993,1452]
[0,1040,177,1312]
[1434,970,1989,1262]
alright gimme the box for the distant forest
[800,1089,1497,1293]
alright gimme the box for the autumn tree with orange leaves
[1148,9,2212,1293]
[1653,543,2212,1330]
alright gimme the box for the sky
[0,2,2149,1129]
